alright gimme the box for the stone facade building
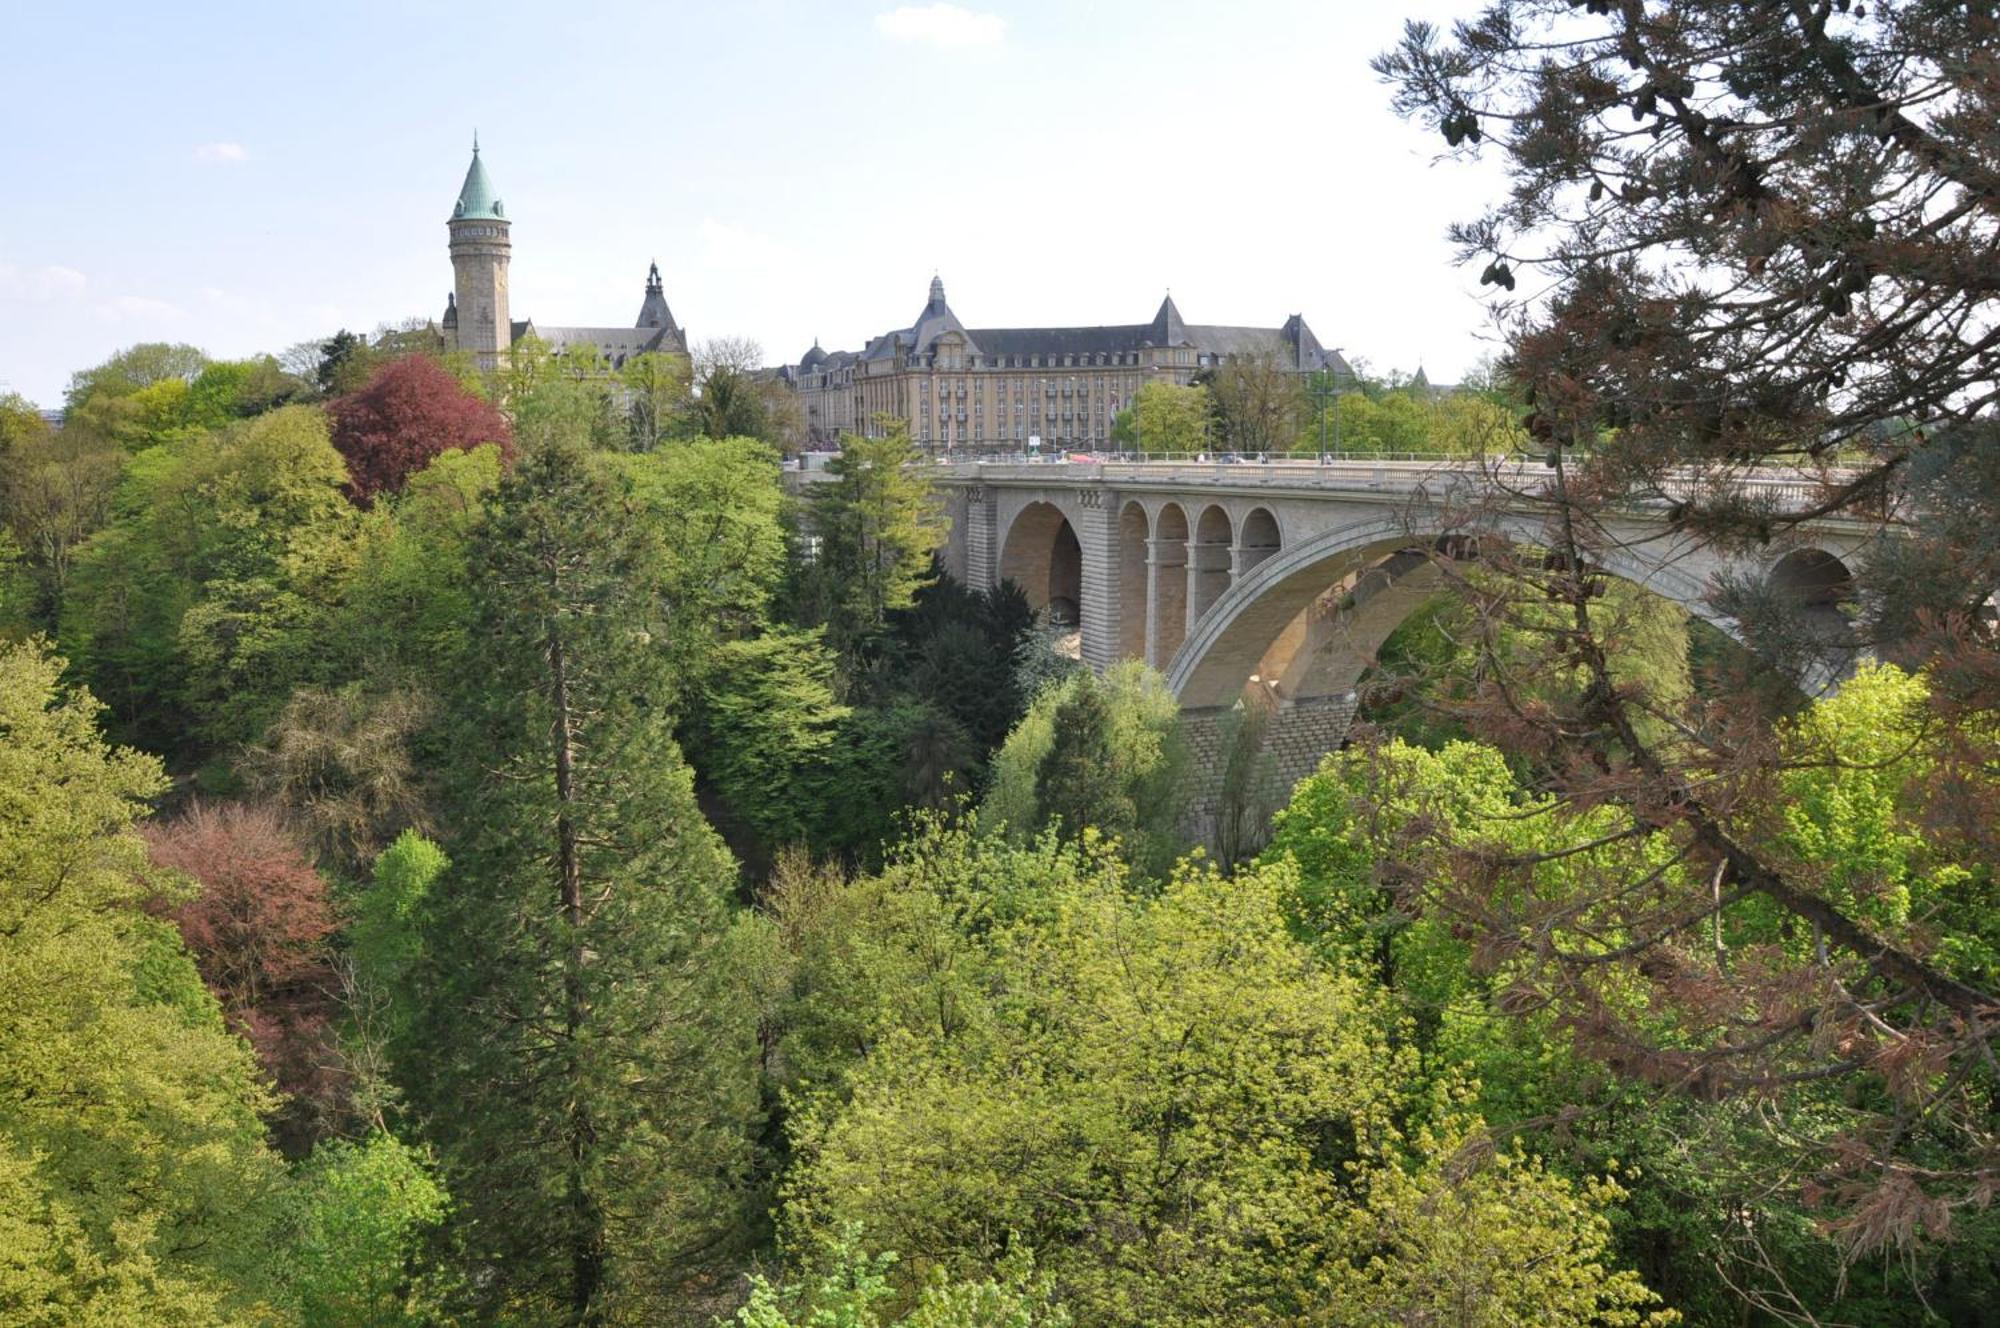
[439,142,689,370]
[776,276,1350,452]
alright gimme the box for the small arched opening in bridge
[1000,500,1084,627]
[1191,505,1235,622]
[1239,507,1282,576]
[1119,501,1149,659]
[1769,546,1860,688]
[1151,503,1191,665]
[1771,548,1855,608]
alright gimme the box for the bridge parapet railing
[919,452,1868,518]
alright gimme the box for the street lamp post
[1314,348,1345,464]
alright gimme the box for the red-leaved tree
[328,354,510,506]
[143,801,341,1145]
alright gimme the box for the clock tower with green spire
[446,135,511,367]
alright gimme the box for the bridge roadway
[800,452,1886,833]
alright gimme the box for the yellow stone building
[777,276,1348,453]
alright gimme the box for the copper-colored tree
[1371,0,1999,1256]
[328,354,510,506]
[143,801,342,1145]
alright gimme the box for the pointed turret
[441,291,458,329]
[1148,293,1189,346]
[634,260,679,332]
[446,137,512,366]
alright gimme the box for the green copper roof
[451,144,505,222]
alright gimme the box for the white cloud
[874,4,1005,49]
[193,141,249,165]
[0,263,87,301]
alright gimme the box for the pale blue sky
[0,0,1505,406]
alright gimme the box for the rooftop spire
[635,261,678,331]
[451,138,505,222]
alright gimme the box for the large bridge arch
[1166,512,1732,708]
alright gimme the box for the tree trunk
[547,621,603,1324]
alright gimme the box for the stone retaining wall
[1177,693,1358,854]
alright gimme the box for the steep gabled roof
[511,319,687,362]
[911,275,978,355]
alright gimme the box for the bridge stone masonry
[920,455,1887,835]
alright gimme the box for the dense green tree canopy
[776,823,1670,1326]
[1110,380,1210,454]
[61,404,353,750]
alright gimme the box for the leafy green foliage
[64,342,210,411]
[1109,381,1210,454]
[613,435,791,688]
[618,350,692,450]
[0,413,123,624]
[61,404,354,751]
[271,1133,448,1328]
[983,661,1185,878]
[1265,668,2000,1324]
[794,422,946,665]
[731,1232,1068,1328]
[694,626,851,853]
[322,442,501,690]
[1359,574,1693,758]
[1200,351,1303,454]
[0,642,279,1324]
[1321,1128,1670,1327]
[777,823,1667,1325]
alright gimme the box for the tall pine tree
[401,406,762,1324]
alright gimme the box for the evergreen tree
[400,421,762,1323]
[1032,673,1131,846]
[986,662,1187,877]
[796,422,946,668]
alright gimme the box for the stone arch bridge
[925,457,1883,812]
